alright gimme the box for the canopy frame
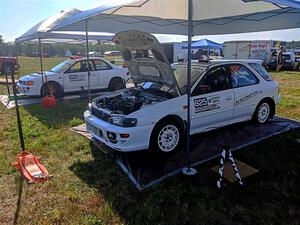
[48,0,300,176]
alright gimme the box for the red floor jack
[10,70,50,183]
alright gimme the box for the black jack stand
[217,145,243,189]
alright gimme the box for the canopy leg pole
[85,20,91,102]
[10,69,25,151]
[38,38,44,96]
[182,0,197,176]
[5,73,11,97]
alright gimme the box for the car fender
[128,95,187,127]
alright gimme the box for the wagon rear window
[249,63,273,81]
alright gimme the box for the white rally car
[84,31,280,153]
[17,57,128,98]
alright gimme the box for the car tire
[108,77,124,91]
[252,100,272,124]
[150,119,183,153]
[41,82,63,99]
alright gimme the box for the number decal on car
[194,96,220,113]
[194,98,208,108]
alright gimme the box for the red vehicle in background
[0,56,20,74]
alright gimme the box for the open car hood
[113,31,180,95]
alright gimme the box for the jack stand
[182,167,197,176]
[80,86,88,99]
[217,145,243,189]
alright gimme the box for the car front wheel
[252,100,272,124]
[108,77,124,91]
[41,82,63,99]
[151,120,183,153]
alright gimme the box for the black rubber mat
[71,117,300,190]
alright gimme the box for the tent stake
[85,20,91,102]
[182,0,197,176]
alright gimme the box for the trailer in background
[161,42,187,63]
[223,40,287,66]
[161,42,223,63]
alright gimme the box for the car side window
[65,61,94,73]
[93,59,112,70]
[229,64,258,88]
[192,66,230,96]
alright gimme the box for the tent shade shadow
[70,116,300,190]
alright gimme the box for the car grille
[91,107,111,122]
[86,121,104,138]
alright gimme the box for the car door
[92,59,115,89]
[63,61,87,92]
[63,60,96,92]
[229,64,261,120]
[190,65,234,134]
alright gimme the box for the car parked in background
[269,52,298,71]
[294,50,300,70]
[17,57,128,98]
[0,56,20,74]
[84,31,280,153]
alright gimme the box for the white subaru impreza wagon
[84,31,280,153]
[17,57,128,98]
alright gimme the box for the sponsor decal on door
[235,91,258,105]
[69,74,85,82]
[194,96,220,113]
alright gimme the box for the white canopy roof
[15,8,113,43]
[51,0,300,36]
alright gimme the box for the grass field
[0,58,299,225]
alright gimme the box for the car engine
[94,88,173,115]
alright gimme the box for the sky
[0,0,299,43]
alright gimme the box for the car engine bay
[93,87,174,115]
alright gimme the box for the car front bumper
[16,82,40,96]
[274,95,281,105]
[84,110,153,152]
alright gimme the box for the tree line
[1,35,300,57]
[0,36,119,57]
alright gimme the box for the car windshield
[249,63,273,81]
[50,60,72,73]
[174,65,206,94]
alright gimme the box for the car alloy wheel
[257,102,270,123]
[157,124,180,152]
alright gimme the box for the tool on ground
[10,70,50,183]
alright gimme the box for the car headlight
[108,116,137,127]
[88,103,92,111]
[24,81,34,85]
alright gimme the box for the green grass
[17,56,67,77]
[0,66,299,225]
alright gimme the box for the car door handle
[225,96,232,100]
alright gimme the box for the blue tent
[182,39,223,49]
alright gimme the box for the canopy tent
[14,8,113,99]
[51,0,300,35]
[15,8,113,43]
[50,0,300,174]
[182,38,223,49]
